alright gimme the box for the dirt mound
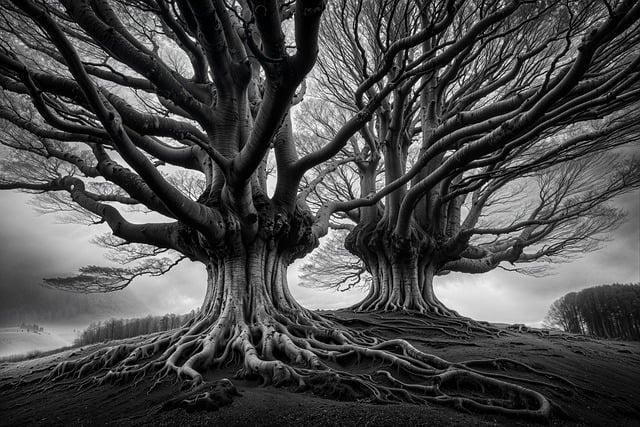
[1,311,639,426]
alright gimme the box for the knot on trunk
[282,206,319,261]
[344,222,378,258]
[388,234,418,263]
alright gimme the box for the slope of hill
[1,313,639,426]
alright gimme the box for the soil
[1,310,639,426]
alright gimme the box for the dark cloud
[0,193,103,287]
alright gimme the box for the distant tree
[544,284,640,340]
[19,322,43,333]
[74,311,197,346]
[299,230,371,292]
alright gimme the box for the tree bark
[346,224,455,315]
[199,236,307,323]
[167,234,323,386]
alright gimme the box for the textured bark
[345,224,454,315]
[200,238,308,322]
[43,251,557,420]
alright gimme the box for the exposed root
[351,294,460,318]
[507,324,597,343]
[37,308,566,419]
[326,310,503,340]
[161,379,240,412]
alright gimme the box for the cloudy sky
[0,187,638,326]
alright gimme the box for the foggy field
[0,327,70,358]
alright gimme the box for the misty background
[1,187,638,355]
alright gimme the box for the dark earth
[1,311,639,426]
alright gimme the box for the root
[327,310,503,340]
[35,308,565,419]
[351,292,461,318]
[161,379,240,412]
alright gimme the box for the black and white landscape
[0,0,639,425]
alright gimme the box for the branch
[43,256,186,293]
[12,0,223,240]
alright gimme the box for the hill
[1,312,639,426]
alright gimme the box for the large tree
[299,0,640,314]
[0,0,638,418]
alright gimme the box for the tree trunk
[47,203,337,387]
[200,238,304,321]
[158,234,328,386]
[346,225,455,315]
[352,252,454,315]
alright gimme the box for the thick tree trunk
[47,203,335,386]
[158,235,329,386]
[346,225,456,315]
[351,251,454,315]
[200,238,303,321]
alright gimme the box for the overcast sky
[0,188,638,325]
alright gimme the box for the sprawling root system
[37,307,571,420]
[328,311,503,341]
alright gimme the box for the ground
[1,311,639,426]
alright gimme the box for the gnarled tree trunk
[346,224,455,315]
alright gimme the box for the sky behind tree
[1,189,637,325]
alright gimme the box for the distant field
[0,327,70,357]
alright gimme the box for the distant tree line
[545,284,640,340]
[74,311,196,346]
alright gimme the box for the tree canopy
[0,1,638,302]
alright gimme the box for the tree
[302,156,640,312]
[0,0,638,418]
[298,0,640,313]
[74,311,196,346]
[545,284,640,340]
